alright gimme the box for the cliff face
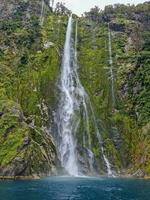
[0,0,44,19]
[78,2,150,177]
[0,100,57,177]
[0,0,66,178]
[0,0,150,178]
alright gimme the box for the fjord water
[0,177,150,200]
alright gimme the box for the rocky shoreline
[1,174,150,181]
[0,176,38,180]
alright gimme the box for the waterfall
[56,15,79,176]
[49,0,54,11]
[108,23,116,109]
[56,16,113,177]
[87,100,113,176]
[40,0,45,26]
[74,21,94,173]
[75,21,113,176]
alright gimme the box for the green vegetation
[0,0,68,177]
[81,2,150,176]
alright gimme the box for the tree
[84,6,101,22]
[55,2,71,15]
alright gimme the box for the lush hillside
[78,2,150,176]
[0,0,150,178]
[0,0,68,178]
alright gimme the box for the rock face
[0,0,42,19]
[109,22,125,32]
[0,100,57,178]
[0,0,60,179]
[78,2,150,177]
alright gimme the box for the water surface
[0,176,150,200]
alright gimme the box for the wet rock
[0,157,27,177]
[132,169,145,178]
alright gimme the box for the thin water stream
[108,23,116,109]
[40,0,45,26]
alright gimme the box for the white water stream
[40,0,45,26]
[56,16,113,176]
[56,15,78,176]
[108,23,116,109]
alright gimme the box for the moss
[0,11,64,177]
[0,100,26,167]
[77,19,122,172]
[0,128,26,167]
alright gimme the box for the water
[40,0,45,26]
[87,100,113,176]
[56,15,79,176]
[101,146,113,176]
[56,16,113,176]
[74,21,94,173]
[108,24,121,172]
[108,23,116,109]
[0,177,150,200]
[49,0,54,8]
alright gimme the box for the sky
[54,0,148,15]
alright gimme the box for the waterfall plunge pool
[0,176,150,200]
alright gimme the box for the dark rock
[109,22,125,32]
[0,157,27,177]
[25,117,33,124]
[23,136,30,147]
[0,112,3,117]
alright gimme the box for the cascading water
[74,21,94,173]
[56,17,94,176]
[56,16,113,177]
[40,0,45,26]
[56,15,79,176]
[108,23,116,109]
[74,21,113,176]
[87,99,113,176]
[49,0,54,10]
[108,24,120,177]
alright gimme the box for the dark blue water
[0,176,150,200]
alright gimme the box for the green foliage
[0,5,67,176]
[79,2,150,175]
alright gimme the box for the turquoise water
[0,176,150,200]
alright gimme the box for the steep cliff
[78,2,150,177]
[0,0,68,178]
